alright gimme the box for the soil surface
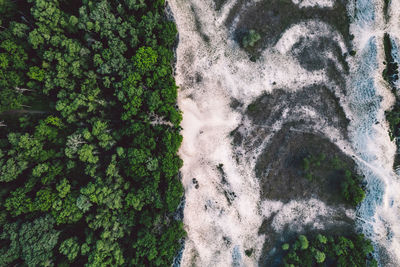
[230,0,351,57]
[213,0,228,11]
[180,0,358,264]
[253,126,358,265]
[291,36,350,88]
[231,83,357,265]
[259,222,356,266]
[232,84,349,151]
[255,125,356,205]
[247,85,348,130]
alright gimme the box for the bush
[243,30,261,48]
[302,153,365,206]
[282,233,376,266]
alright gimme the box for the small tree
[316,234,327,244]
[314,250,326,263]
[243,30,261,48]
[59,237,80,261]
[298,235,309,250]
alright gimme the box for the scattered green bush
[282,233,377,267]
[302,154,365,206]
[242,29,261,48]
[383,33,400,145]
[302,153,326,181]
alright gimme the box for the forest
[383,33,400,147]
[0,0,185,266]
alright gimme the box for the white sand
[169,0,400,265]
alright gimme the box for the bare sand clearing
[169,0,400,265]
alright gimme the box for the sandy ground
[169,0,400,265]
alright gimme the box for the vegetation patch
[281,233,376,266]
[382,33,399,88]
[242,29,261,48]
[0,0,184,266]
[245,248,254,257]
[382,33,400,167]
[291,36,349,87]
[232,0,352,58]
[213,0,228,11]
[383,0,390,20]
[302,154,366,206]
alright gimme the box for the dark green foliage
[341,169,366,206]
[282,233,377,267]
[383,33,400,148]
[302,154,365,206]
[19,215,60,267]
[59,237,80,261]
[0,36,30,112]
[382,33,400,168]
[383,0,390,18]
[245,248,254,257]
[382,33,399,88]
[0,0,16,20]
[0,215,60,266]
[0,0,184,266]
[0,222,20,266]
[298,235,309,250]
